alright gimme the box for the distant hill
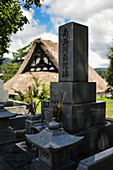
[2,58,11,65]
[94,68,108,79]
[94,68,108,71]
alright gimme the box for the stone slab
[0,118,9,129]
[9,115,27,130]
[0,104,4,109]
[77,146,113,170]
[0,80,4,90]
[31,122,47,133]
[71,120,113,160]
[43,107,53,122]
[59,22,88,82]
[25,118,41,134]
[0,109,17,118]
[61,101,105,133]
[0,127,16,145]
[0,90,8,103]
[50,82,96,104]
[6,105,28,115]
[31,158,76,170]
[41,100,50,121]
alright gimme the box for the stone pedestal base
[71,120,113,160]
[31,158,76,170]
[77,146,113,170]
[50,82,96,104]
[0,127,16,145]
[62,101,105,133]
[25,115,41,134]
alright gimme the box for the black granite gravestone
[50,22,106,133]
[59,22,88,82]
[28,21,113,169]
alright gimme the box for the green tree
[0,63,20,82]
[22,0,43,10]
[97,70,107,79]
[12,40,34,64]
[106,44,113,87]
[0,0,28,57]
[0,0,43,58]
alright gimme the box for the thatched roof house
[4,39,107,94]
[16,38,58,75]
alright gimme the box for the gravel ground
[0,143,35,170]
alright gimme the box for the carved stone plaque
[59,22,88,82]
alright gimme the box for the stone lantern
[26,118,83,169]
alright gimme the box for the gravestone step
[0,128,17,145]
[62,101,105,133]
[77,146,113,170]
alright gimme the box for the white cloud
[41,0,113,68]
[42,0,113,22]
[4,8,58,59]
[89,50,109,68]
[39,32,58,42]
[87,9,113,58]
[4,0,113,68]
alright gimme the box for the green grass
[33,98,41,114]
[97,96,113,118]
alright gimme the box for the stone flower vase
[25,101,41,134]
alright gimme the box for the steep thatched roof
[16,38,58,75]
[4,39,107,94]
[88,66,107,93]
[4,72,58,95]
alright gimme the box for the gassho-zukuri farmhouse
[4,38,107,94]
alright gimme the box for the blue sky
[4,0,113,68]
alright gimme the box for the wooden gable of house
[17,40,58,75]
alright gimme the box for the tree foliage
[0,0,28,57]
[22,0,43,10]
[0,63,20,82]
[97,70,107,80]
[0,0,44,58]
[106,44,113,87]
[12,40,34,64]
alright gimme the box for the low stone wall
[3,99,28,115]
[9,115,27,130]
[5,105,28,115]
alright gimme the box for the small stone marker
[0,80,8,103]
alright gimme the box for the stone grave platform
[77,146,113,170]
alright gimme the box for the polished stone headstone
[59,22,88,82]
[53,21,105,133]
[38,21,111,169]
